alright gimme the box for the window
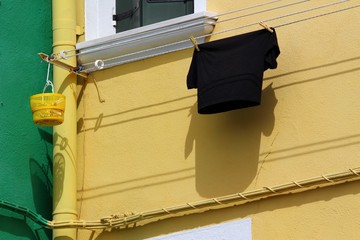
[85,0,206,40]
[114,0,195,32]
[147,219,252,240]
[79,0,215,71]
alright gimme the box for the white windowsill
[76,11,218,72]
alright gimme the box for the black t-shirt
[187,28,280,114]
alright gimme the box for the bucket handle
[42,62,54,93]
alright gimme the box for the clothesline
[47,0,357,71]
[80,1,359,72]
[215,0,309,24]
[201,0,349,39]
[214,0,282,18]
[55,0,301,60]
[80,0,311,58]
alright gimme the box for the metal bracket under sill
[38,53,88,79]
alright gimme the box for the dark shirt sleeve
[186,50,198,89]
[264,29,281,70]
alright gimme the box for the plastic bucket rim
[30,92,66,99]
[30,93,66,113]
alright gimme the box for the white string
[51,0,282,59]
[216,0,309,24]
[215,0,282,18]
[81,0,311,69]
[57,0,350,66]
[79,0,344,61]
[82,0,356,72]
[274,3,360,28]
[200,0,349,39]
[42,62,54,93]
[46,62,51,82]
[76,0,308,59]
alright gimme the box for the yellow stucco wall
[76,0,360,239]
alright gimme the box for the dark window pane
[142,0,194,26]
[115,0,142,32]
[115,0,194,32]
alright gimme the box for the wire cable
[1,166,360,230]
[82,0,356,72]
[52,0,353,71]
[215,0,283,18]
[274,3,360,28]
[201,0,350,39]
[51,0,284,59]
[215,0,310,24]
[76,0,309,60]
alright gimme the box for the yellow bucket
[30,93,66,126]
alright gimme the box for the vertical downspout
[52,0,78,239]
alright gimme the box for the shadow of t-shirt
[185,84,277,197]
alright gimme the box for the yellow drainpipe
[52,0,78,239]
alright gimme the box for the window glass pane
[115,0,141,32]
[115,0,194,32]
[142,0,194,26]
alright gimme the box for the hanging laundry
[187,28,280,114]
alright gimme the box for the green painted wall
[0,1,53,239]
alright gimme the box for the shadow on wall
[30,129,53,220]
[28,128,53,240]
[0,215,38,240]
[53,153,65,211]
[93,179,360,240]
[185,84,277,197]
[29,158,53,240]
[29,158,53,215]
[52,132,76,210]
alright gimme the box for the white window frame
[85,0,207,41]
[147,218,252,240]
[79,0,216,72]
[85,0,116,41]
